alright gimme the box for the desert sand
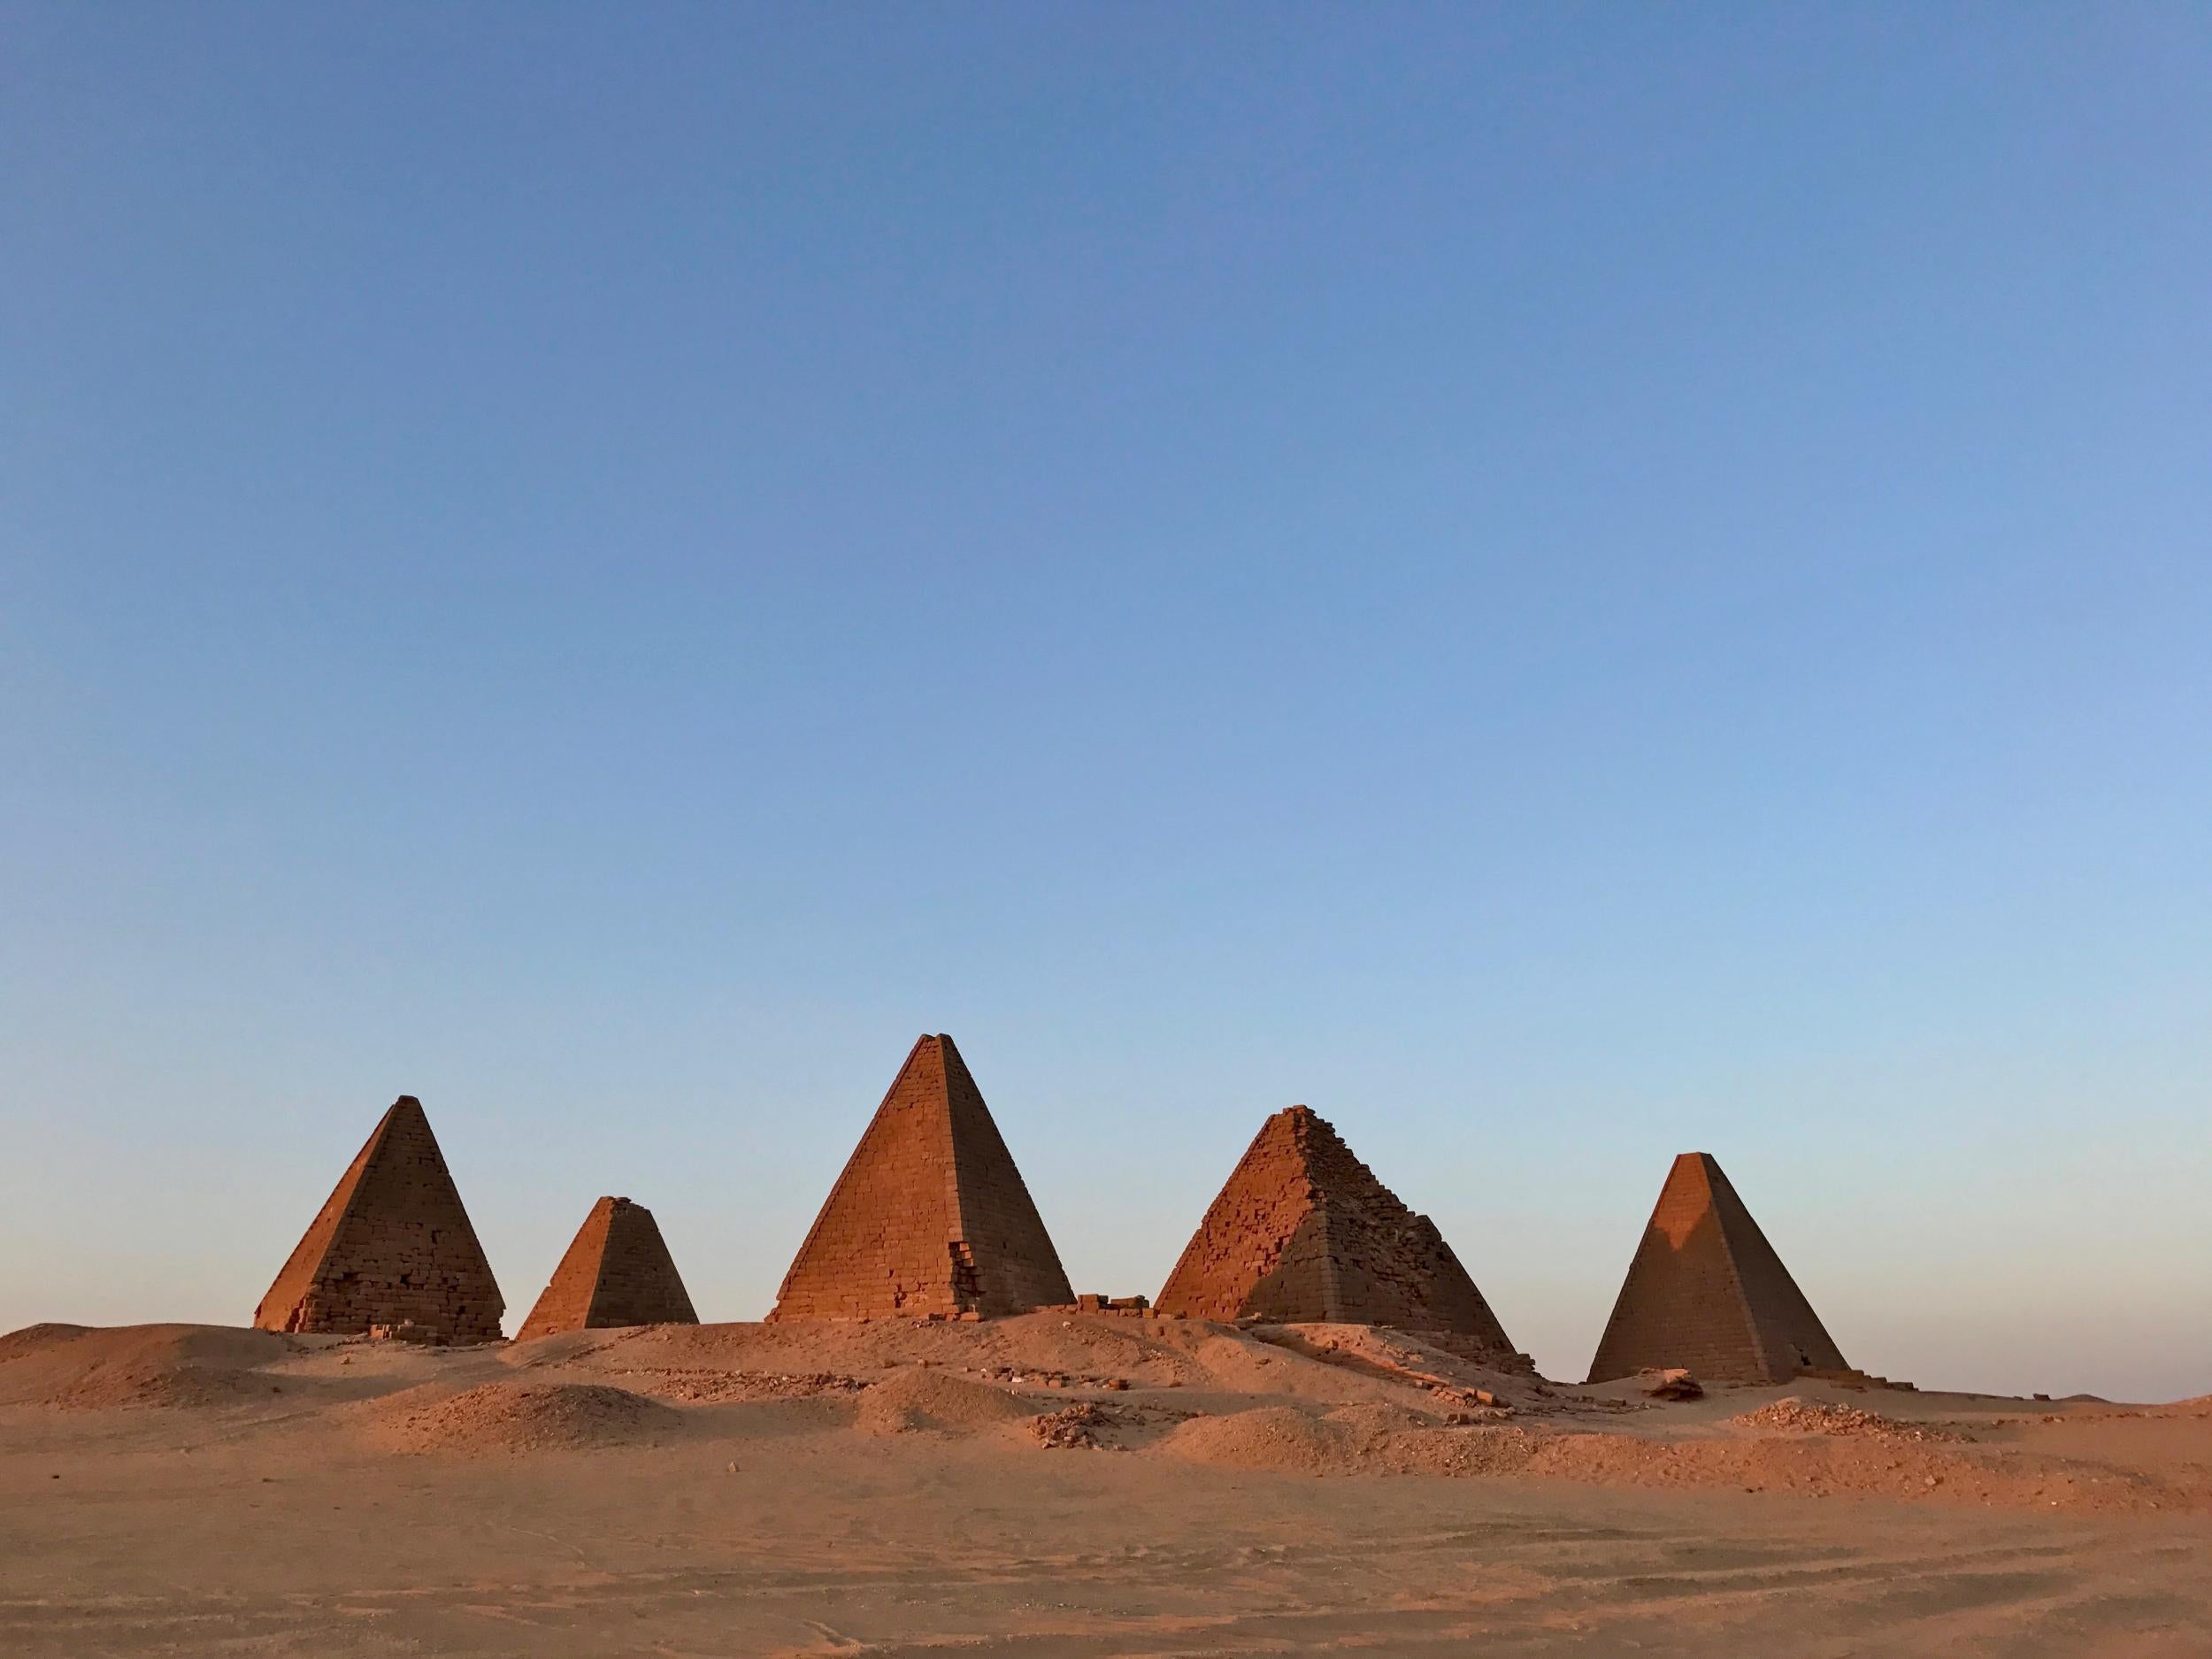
[2,1314,2207,1656]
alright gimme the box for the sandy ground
[2,1316,2207,1656]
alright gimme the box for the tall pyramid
[517,1196,699,1340]
[768,1033,1073,1321]
[254,1095,504,1341]
[1586,1152,1847,1384]
[1155,1106,1519,1351]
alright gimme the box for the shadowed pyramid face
[1154,1105,1519,1352]
[255,1096,505,1342]
[768,1034,1073,1322]
[518,1195,699,1339]
[1586,1152,1847,1385]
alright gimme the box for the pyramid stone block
[769,1033,1073,1321]
[254,1095,504,1341]
[1586,1152,1847,1384]
[1154,1106,1518,1351]
[518,1195,699,1340]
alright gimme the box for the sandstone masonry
[1154,1105,1521,1356]
[254,1095,504,1342]
[518,1195,699,1340]
[1586,1151,1848,1385]
[769,1034,1073,1321]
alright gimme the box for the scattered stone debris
[977,1363,1133,1394]
[1071,1294,1154,1315]
[1732,1397,1963,1442]
[1030,1402,1118,1448]
[603,1367,865,1405]
[1428,1384,1509,1414]
[368,1322,446,1346]
[1638,1368,1703,1401]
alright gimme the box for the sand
[2,1314,2206,1655]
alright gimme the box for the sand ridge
[0,1323,305,1411]
[4,1313,2201,1516]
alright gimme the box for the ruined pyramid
[1155,1105,1520,1350]
[254,1095,504,1341]
[1586,1151,1847,1384]
[517,1195,699,1340]
[768,1033,1074,1321]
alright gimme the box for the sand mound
[0,1325,298,1410]
[857,1368,1035,1436]
[367,1382,680,1455]
[1159,1402,1534,1479]
[1325,1401,1441,1438]
[1157,1406,1363,1474]
[1732,1397,1962,1442]
[0,1323,96,1363]
[50,1364,281,1411]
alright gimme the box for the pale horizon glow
[3,5,2208,1403]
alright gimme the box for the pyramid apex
[1272,1104,1340,1143]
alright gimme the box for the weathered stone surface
[1586,1152,1847,1385]
[518,1195,699,1340]
[768,1034,1073,1321]
[1154,1106,1518,1353]
[255,1096,504,1342]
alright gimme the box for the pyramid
[517,1196,699,1340]
[1154,1106,1518,1350]
[255,1095,504,1340]
[768,1033,1074,1321]
[1586,1152,1847,1384]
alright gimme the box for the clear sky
[4,5,2208,1402]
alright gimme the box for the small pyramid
[769,1034,1073,1320]
[1586,1152,1847,1384]
[254,1095,504,1341]
[1155,1106,1518,1349]
[517,1196,700,1340]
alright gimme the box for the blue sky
[4,5,2208,1400]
